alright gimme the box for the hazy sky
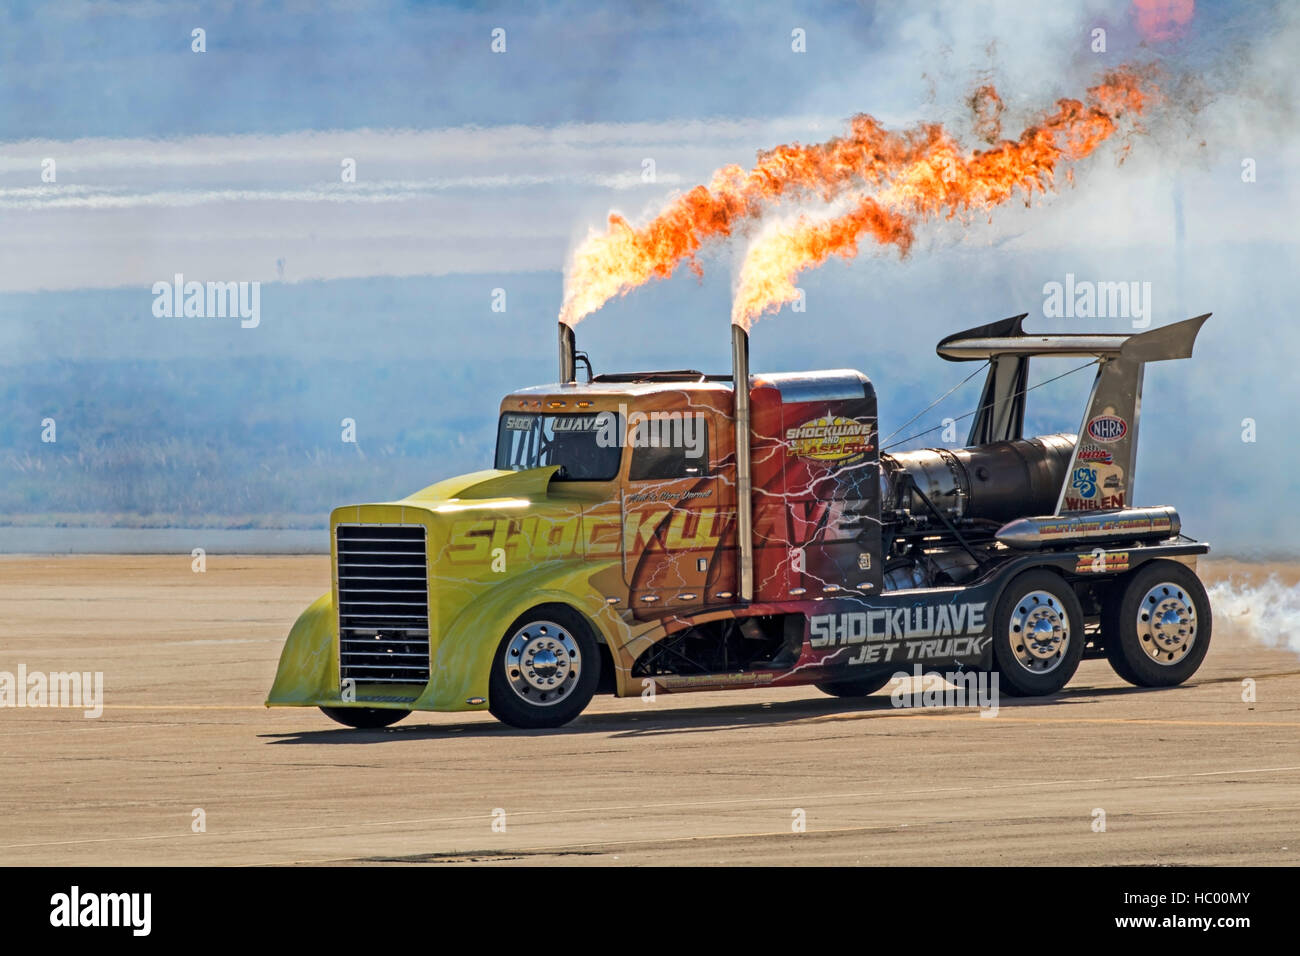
[1,0,1297,552]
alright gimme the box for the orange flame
[560,67,1154,329]
[559,116,943,325]
[732,68,1153,328]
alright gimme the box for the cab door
[621,410,733,613]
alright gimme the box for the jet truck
[267,312,1213,729]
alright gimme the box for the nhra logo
[786,416,875,466]
[1086,414,1128,443]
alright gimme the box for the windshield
[494,411,623,481]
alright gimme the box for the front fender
[265,592,337,706]
[415,559,624,712]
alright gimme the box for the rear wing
[937,313,1211,514]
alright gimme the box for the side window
[629,418,711,481]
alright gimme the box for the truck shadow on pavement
[260,681,1193,744]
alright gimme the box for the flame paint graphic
[559,67,1154,330]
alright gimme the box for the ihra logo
[1077,445,1113,464]
[1086,415,1127,443]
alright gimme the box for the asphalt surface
[1,555,1298,866]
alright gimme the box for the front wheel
[1104,560,1211,687]
[319,706,409,729]
[991,570,1085,696]
[488,605,600,729]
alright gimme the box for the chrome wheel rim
[503,621,581,706]
[1007,589,1070,674]
[1135,582,1197,665]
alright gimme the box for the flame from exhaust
[732,68,1153,328]
[559,67,1154,330]
[559,115,934,326]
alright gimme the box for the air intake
[335,524,430,686]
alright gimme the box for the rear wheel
[991,570,1085,696]
[488,605,600,729]
[816,672,894,698]
[319,706,409,729]
[1104,561,1211,687]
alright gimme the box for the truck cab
[495,367,882,615]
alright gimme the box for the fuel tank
[881,433,1076,523]
[995,506,1181,550]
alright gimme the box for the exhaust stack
[558,322,576,384]
[731,324,754,602]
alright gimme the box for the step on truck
[267,312,1214,729]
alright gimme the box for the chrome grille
[336,524,430,686]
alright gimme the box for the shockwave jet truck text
[267,313,1213,728]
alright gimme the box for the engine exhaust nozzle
[731,323,754,602]
[559,322,576,384]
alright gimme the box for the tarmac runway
[1,555,1297,866]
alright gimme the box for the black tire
[816,672,895,698]
[1104,560,1211,687]
[1100,584,1139,686]
[488,604,600,729]
[991,569,1085,697]
[319,706,409,729]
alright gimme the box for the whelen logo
[1086,415,1128,443]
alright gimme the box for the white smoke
[1207,576,1300,657]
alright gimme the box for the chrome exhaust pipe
[559,322,576,384]
[731,324,754,602]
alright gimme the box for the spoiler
[935,313,1211,515]
[937,312,1209,362]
